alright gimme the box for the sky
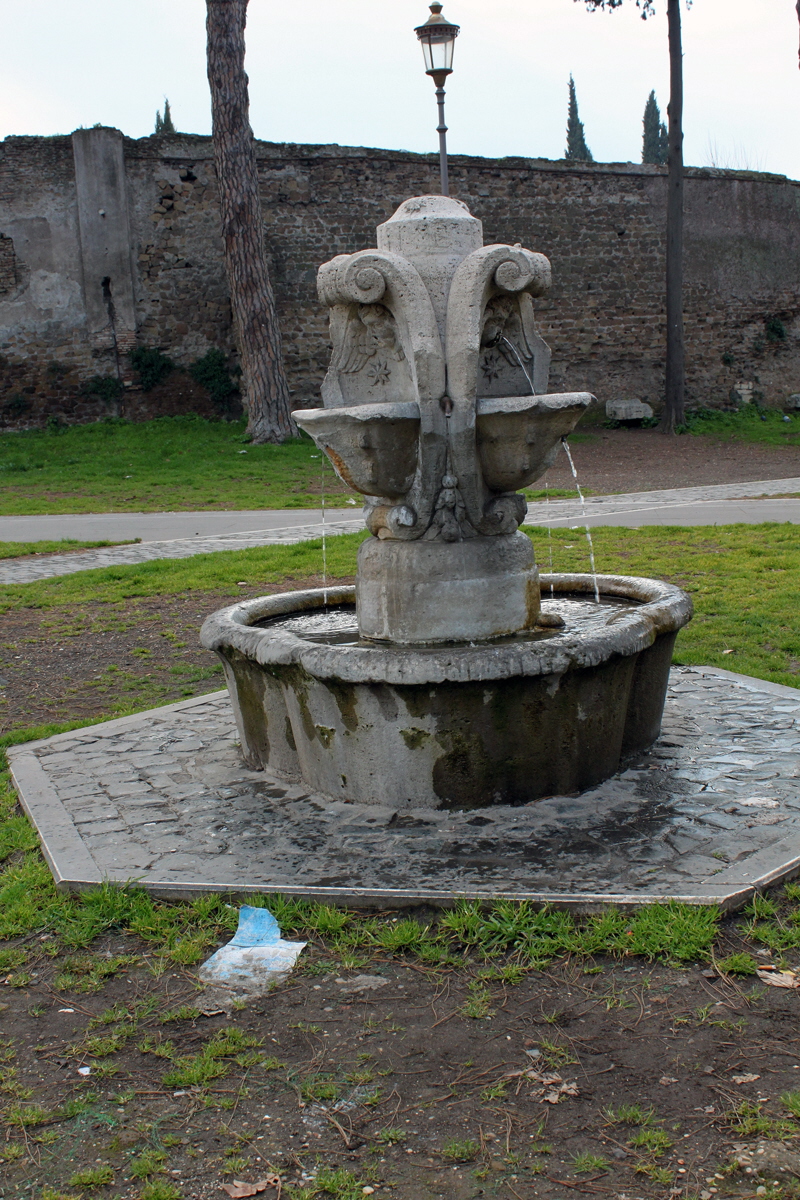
[1,0,798,179]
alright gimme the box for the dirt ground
[541,427,800,494]
[2,931,800,1200]
[0,578,344,736]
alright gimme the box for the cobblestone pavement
[10,666,800,908]
[0,518,363,585]
[3,477,800,585]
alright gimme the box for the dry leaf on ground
[506,1067,581,1103]
[731,1073,761,1084]
[220,1176,281,1198]
[757,969,800,989]
[543,1080,580,1103]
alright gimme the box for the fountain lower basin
[200,574,692,811]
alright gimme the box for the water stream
[501,336,536,394]
[543,478,555,598]
[499,333,595,601]
[320,454,328,605]
[311,453,329,604]
[560,437,600,604]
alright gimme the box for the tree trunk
[661,0,685,434]
[206,0,295,443]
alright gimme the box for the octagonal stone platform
[8,666,800,911]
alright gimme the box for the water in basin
[255,595,640,649]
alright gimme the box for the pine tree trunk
[661,0,685,434]
[206,0,295,443]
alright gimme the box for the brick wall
[1,130,799,430]
[0,236,15,295]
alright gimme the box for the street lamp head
[415,2,460,85]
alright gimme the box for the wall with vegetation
[1,127,799,429]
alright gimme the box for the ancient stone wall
[1,128,799,430]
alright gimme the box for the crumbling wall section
[1,129,799,430]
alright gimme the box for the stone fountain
[201,196,691,811]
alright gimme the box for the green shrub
[766,316,787,343]
[81,375,124,403]
[129,347,175,391]
[3,394,30,415]
[189,348,239,409]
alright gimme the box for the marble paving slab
[9,666,800,911]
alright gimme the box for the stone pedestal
[356,531,539,644]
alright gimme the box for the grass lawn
[684,404,800,445]
[0,415,586,517]
[2,407,798,518]
[0,416,352,515]
[2,520,800,1197]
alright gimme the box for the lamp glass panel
[427,34,455,72]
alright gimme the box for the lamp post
[414,2,460,197]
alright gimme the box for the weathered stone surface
[295,195,591,564]
[8,668,800,908]
[376,195,483,346]
[606,398,654,421]
[294,194,593,646]
[203,188,691,806]
[356,531,539,645]
[3,134,800,428]
[201,575,691,808]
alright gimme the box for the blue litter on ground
[198,905,307,995]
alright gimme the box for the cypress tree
[154,100,176,135]
[642,90,668,164]
[565,75,593,162]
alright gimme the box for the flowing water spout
[501,335,537,395]
[544,478,555,599]
[320,455,328,606]
[561,436,600,604]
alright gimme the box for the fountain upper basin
[200,574,692,812]
[294,391,593,498]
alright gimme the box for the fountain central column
[297,194,582,645]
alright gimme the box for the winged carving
[337,304,405,379]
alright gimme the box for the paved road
[1,477,799,585]
[538,498,800,527]
[0,507,358,543]
[2,477,799,544]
